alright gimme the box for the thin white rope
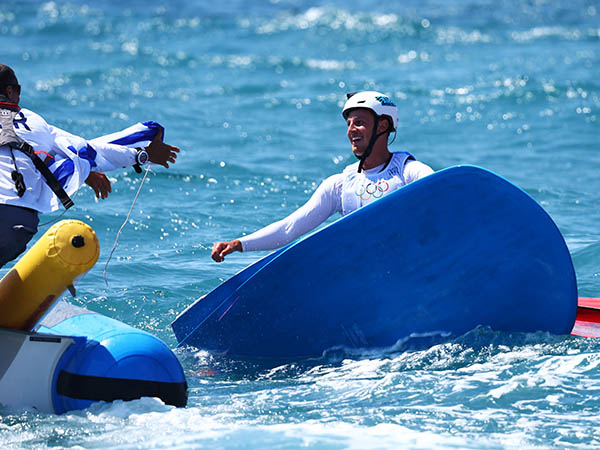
[103,165,151,286]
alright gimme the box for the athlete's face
[346,109,375,158]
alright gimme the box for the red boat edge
[572,297,600,338]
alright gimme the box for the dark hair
[0,64,18,94]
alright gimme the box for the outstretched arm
[211,174,341,262]
[83,122,179,172]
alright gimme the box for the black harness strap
[14,141,74,209]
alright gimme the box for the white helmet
[342,91,398,131]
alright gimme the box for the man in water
[0,63,180,268]
[211,90,434,262]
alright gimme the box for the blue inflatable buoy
[36,301,187,413]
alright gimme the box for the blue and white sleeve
[86,121,164,171]
[48,121,164,172]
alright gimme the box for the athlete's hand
[85,171,112,199]
[146,128,180,168]
[211,240,242,262]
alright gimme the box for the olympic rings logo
[355,180,389,201]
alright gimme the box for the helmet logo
[375,96,395,107]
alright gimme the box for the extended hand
[211,240,242,262]
[146,128,180,168]
[85,171,112,199]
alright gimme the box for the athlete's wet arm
[239,175,341,252]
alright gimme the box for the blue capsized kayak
[172,165,578,359]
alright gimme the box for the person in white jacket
[211,90,434,262]
[0,63,179,268]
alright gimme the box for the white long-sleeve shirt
[0,108,161,213]
[239,153,434,252]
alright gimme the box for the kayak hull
[174,166,578,359]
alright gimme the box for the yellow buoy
[0,220,99,330]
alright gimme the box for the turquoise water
[1,0,600,448]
